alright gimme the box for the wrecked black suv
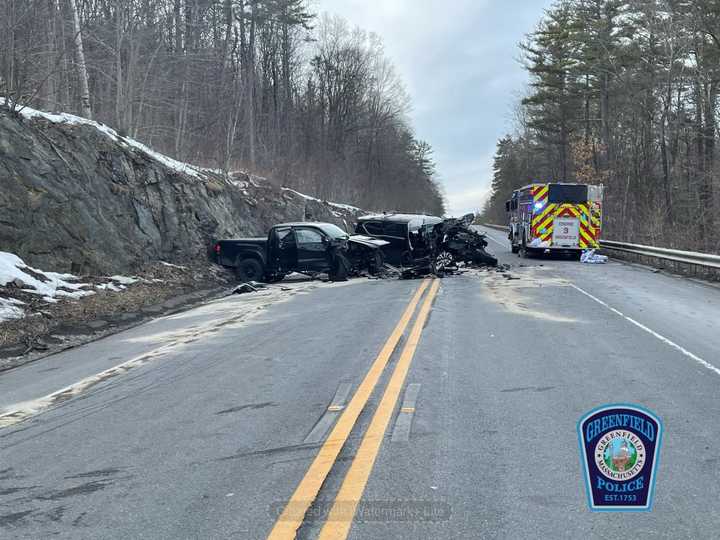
[355,213,497,274]
[355,214,442,267]
[214,222,386,282]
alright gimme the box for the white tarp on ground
[581,249,608,264]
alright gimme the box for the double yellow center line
[267,278,440,540]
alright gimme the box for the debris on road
[232,282,267,294]
[435,214,498,269]
[529,238,551,249]
[580,249,608,264]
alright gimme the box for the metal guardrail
[481,223,720,272]
[598,240,720,270]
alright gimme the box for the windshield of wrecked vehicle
[362,221,384,235]
[384,222,407,238]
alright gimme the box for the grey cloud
[314,0,555,215]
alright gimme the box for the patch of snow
[0,298,25,323]
[0,251,102,322]
[159,262,187,270]
[282,187,319,202]
[0,251,92,300]
[197,166,225,175]
[328,202,361,212]
[96,283,124,292]
[0,98,205,179]
[281,187,360,214]
[109,275,139,285]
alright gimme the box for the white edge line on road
[569,283,720,377]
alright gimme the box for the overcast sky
[313,0,555,216]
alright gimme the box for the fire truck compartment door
[553,217,580,247]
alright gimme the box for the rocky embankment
[0,103,366,364]
[0,105,363,275]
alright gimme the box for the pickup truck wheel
[329,253,350,282]
[235,258,264,282]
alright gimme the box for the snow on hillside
[0,251,140,323]
[0,297,24,323]
[2,100,366,219]
[281,188,361,216]
[0,98,204,178]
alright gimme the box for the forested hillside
[0,0,444,215]
[484,0,719,253]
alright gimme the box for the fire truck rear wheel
[519,235,532,259]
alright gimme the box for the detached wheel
[235,258,264,282]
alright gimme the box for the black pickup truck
[213,222,387,282]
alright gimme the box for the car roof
[275,222,336,228]
[357,213,442,224]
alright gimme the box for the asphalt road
[2,229,720,539]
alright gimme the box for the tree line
[0,0,445,215]
[484,0,719,253]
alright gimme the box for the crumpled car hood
[348,235,390,249]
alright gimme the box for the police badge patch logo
[578,404,663,511]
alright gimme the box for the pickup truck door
[294,227,330,272]
[272,227,297,271]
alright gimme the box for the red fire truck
[506,183,603,257]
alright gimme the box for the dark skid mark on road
[64,467,124,479]
[0,509,34,528]
[500,386,556,393]
[215,441,321,462]
[0,486,38,496]
[35,479,113,501]
[38,366,62,373]
[215,402,277,415]
[42,505,66,523]
[72,511,88,527]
